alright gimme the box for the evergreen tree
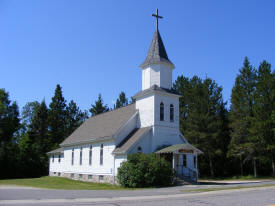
[115,92,128,109]
[250,61,275,176]
[21,101,40,130]
[228,57,257,176]
[26,100,49,176]
[89,94,109,116]
[66,100,88,136]
[173,76,229,177]
[0,89,20,178]
[48,84,67,148]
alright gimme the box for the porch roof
[155,144,203,154]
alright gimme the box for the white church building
[48,10,202,184]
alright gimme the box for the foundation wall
[49,172,117,184]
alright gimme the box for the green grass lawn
[199,175,275,181]
[0,176,128,190]
[182,184,275,193]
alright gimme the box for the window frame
[71,148,74,165]
[89,145,92,165]
[100,144,103,165]
[80,147,83,165]
[160,102,164,121]
[170,104,174,122]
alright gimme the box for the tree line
[174,57,275,177]
[0,84,129,178]
[0,57,274,179]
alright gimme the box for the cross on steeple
[152,9,163,31]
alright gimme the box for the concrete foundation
[49,172,116,184]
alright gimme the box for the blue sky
[1,0,275,112]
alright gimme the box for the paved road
[0,182,275,206]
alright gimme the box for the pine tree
[27,100,49,176]
[66,100,88,136]
[228,57,257,177]
[250,60,275,176]
[115,92,128,109]
[0,89,20,178]
[89,94,109,116]
[48,84,67,148]
[173,76,229,177]
[21,101,40,130]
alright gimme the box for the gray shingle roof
[155,144,203,154]
[47,147,64,155]
[60,104,137,146]
[113,127,151,154]
[133,84,180,99]
[140,30,174,68]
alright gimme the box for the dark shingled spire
[140,30,174,68]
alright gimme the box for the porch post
[195,152,198,181]
[172,153,175,170]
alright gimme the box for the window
[183,154,187,167]
[58,172,61,176]
[80,147,82,165]
[137,146,142,153]
[71,148,74,165]
[100,144,103,165]
[99,175,104,181]
[58,155,61,163]
[160,102,164,121]
[70,173,74,178]
[79,174,83,179]
[88,175,93,180]
[89,146,92,165]
[52,155,54,162]
[194,156,197,169]
[170,104,174,122]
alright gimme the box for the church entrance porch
[155,144,203,182]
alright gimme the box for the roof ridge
[88,103,136,119]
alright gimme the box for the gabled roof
[113,127,151,154]
[60,104,137,146]
[155,144,203,154]
[47,147,64,155]
[133,84,180,100]
[140,30,174,69]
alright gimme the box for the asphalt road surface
[0,182,275,206]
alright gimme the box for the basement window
[99,175,104,181]
[88,175,93,180]
[79,174,83,179]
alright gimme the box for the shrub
[117,153,174,188]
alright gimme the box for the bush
[117,153,174,188]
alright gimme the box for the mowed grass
[182,184,275,193]
[199,175,275,181]
[0,176,127,190]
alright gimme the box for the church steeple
[139,9,174,91]
[140,9,174,69]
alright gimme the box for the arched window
[100,144,103,165]
[137,146,142,153]
[170,104,174,122]
[160,102,164,121]
[71,148,74,165]
[89,146,92,165]
[79,147,82,165]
